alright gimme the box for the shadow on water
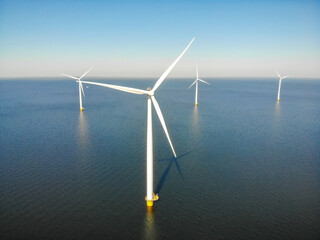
[155,151,192,194]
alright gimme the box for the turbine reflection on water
[77,112,90,160]
[143,207,157,239]
[191,106,200,147]
[274,101,281,119]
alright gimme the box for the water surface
[1,78,319,239]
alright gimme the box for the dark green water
[1,78,319,239]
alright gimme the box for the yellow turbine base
[80,108,84,111]
[195,103,198,106]
[145,193,159,207]
[277,99,280,101]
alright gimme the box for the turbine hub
[146,87,154,96]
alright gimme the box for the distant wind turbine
[80,38,195,206]
[188,66,209,106]
[61,68,93,111]
[276,71,289,101]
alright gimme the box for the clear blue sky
[0,0,319,78]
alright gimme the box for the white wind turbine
[61,68,93,111]
[80,38,195,206]
[188,66,209,106]
[276,71,289,101]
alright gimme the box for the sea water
[0,78,319,239]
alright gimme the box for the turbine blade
[80,82,85,97]
[276,71,281,79]
[188,80,197,89]
[198,79,210,85]
[151,96,177,158]
[152,37,195,93]
[80,81,148,95]
[80,67,93,80]
[282,76,289,79]
[61,74,79,80]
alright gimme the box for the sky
[0,0,319,78]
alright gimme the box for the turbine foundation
[195,103,198,106]
[80,108,84,111]
[145,193,159,207]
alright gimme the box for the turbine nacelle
[146,88,154,96]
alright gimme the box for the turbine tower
[80,38,195,206]
[61,68,93,111]
[276,71,289,101]
[188,66,209,106]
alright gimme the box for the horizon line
[0,76,320,80]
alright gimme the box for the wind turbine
[80,38,195,206]
[188,66,209,106]
[61,67,93,111]
[276,71,289,101]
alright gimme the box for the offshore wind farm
[1,0,320,240]
[1,77,319,239]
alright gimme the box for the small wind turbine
[61,68,93,111]
[80,38,195,206]
[188,66,209,106]
[276,71,289,101]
